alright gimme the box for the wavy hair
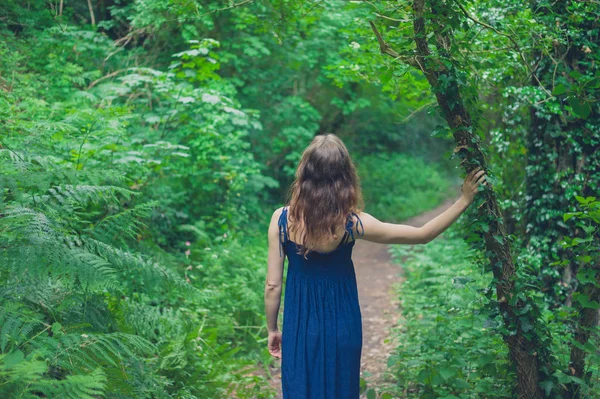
[285,133,364,259]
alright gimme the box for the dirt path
[265,195,459,398]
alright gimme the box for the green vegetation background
[1,1,598,398]
[0,2,454,398]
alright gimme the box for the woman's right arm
[359,168,487,245]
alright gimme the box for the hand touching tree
[461,167,487,204]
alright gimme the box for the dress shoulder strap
[343,211,365,243]
[277,206,289,257]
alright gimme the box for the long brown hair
[286,133,364,258]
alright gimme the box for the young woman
[264,134,486,399]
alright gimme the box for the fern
[0,350,48,398]
[33,332,155,373]
[84,237,198,296]
[0,145,193,397]
[0,351,108,399]
[90,201,158,247]
[1,203,195,295]
[0,15,270,397]
[44,184,138,208]
[0,303,43,353]
[43,368,107,399]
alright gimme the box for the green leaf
[552,83,566,95]
[453,276,475,287]
[453,378,471,389]
[569,70,583,80]
[540,380,554,396]
[563,212,580,222]
[584,341,596,353]
[439,366,457,380]
[578,196,596,204]
[568,97,592,119]
[366,388,376,399]
[417,368,430,383]
[431,125,450,138]
[577,269,598,285]
[520,317,534,332]
[51,322,63,336]
[575,293,600,309]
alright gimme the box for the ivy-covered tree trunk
[526,2,600,396]
[370,1,551,397]
[525,0,599,307]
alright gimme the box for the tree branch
[368,21,419,69]
[87,0,96,26]
[198,0,255,18]
[86,69,129,90]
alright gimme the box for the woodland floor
[261,195,459,399]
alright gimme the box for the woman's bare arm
[359,168,487,245]
[264,207,284,333]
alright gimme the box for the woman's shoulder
[270,206,287,225]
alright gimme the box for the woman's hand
[461,167,487,204]
[268,330,282,359]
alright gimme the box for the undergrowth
[386,227,513,399]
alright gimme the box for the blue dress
[277,206,365,399]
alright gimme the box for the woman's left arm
[265,208,284,358]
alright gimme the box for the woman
[264,134,486,399]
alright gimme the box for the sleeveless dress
[277,206,365,399]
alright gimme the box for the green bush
[357,154,456,222]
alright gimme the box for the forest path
[264,195,459,398]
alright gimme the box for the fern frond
[45,184,138,207]
[43,368,107,399]
[0,302,44,353]
[69,248,120,290]
[0,206,61,241]
[117,300,189,343]
[91,201,158,246]
[2,204,193,295]
[1,351,107,399]
[0,350,48,397]
[85,237,199,296]
[34,332,156,374]
[1,206,119,291]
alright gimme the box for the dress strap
[277,206,289,257]
[344,212,364,243]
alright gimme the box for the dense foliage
[0,0,598,398]
[389,227,513,398]
[0,1,452,398]
[345,0,599,397]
